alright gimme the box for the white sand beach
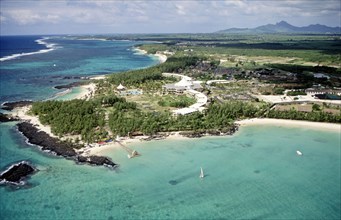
[90,75,106,80]
[155,53,168,63]
[237,118,341,132]
[72,83,96,100]
[12,106,57,138]
[134,47,168,63]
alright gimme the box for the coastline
[78,118,340,156]
[237,118,341,132]
[134,47,168,63]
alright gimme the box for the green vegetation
[267,108,341,123]
[157,95,196,108]
[286,90,307,96]
[31,99,105,141]
[108,56,204,87]
[29,33,341,145]
[108,101,266,136]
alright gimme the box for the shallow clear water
[1,124,340,219]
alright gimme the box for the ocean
[0,36,340,220]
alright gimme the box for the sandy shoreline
[79,118,340,156]
[134,47,167,63]
[72,83,96,100]
[11,104,340,157]
[237,118,341,132]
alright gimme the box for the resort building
[163,78,202,94]
[117,83,126,91]
[305,88,341,96]
[162,72,208,115]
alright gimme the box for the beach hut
[117,83,126,91]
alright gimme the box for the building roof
[175,78,193,87]
[117,83,126,90]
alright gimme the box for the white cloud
[0,0,339,34]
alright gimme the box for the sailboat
[199,167,204,179]
[296,150,303,156]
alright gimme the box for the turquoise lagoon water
[1,124,340,219]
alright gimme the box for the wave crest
[0,37,58,62]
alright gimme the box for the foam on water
[0,38,57,62]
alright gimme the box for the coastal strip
[83,119,340,156]
[237,118,341,132]
[134,47,168,63]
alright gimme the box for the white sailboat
[199,167,204,179]
[296,150,303,156]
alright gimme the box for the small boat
[199,167,204,178]
[296,150,303,156]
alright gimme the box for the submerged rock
[0,161,36,185]
[54,81,84,90]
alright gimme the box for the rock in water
[0,161,36,185]
[17,122,77,157]
[77,155,117,168]
[17,122,118,169]
[1,100,33,111]
[0,113,19,122]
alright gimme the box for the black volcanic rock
[0,113,19,122]
[17,122,77,157]
[77,155,117,168]
[54,82,84,90]
[0,161,36,184]
[88,155,117,167]
[1,101,33,111]
[18,122,118,169]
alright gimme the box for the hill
[216,21,340,34]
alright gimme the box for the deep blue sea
[0,36,340,220]
[0,35,159,102]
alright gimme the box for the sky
[0,0,340,35]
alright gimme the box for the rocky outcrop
[0,161,36,185]
[54,82,84,90]
[17,122,77,157]
[1,101,33,111]
[179,124,239,138]
[17,122,118,169]
[0,113,19,122]
[179,131,204,138]
[77,155,117,168]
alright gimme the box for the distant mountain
[216,21,340,34]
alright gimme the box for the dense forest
[108,56,204,86]
[266,108,341,123]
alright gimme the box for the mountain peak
[216,21,340,34]
[276,21,291,26]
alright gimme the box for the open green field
[137,33,341,70]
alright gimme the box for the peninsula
[2,33,340,168]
